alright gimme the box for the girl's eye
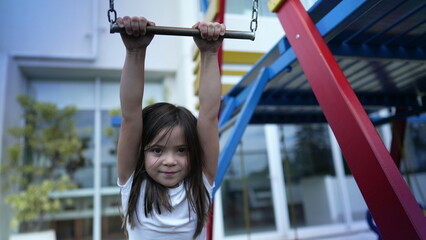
[177,147,186,154]
[150,148,162,154]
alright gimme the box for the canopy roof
[222,0,426,125]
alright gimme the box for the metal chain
[108,0,117,24]
[250,0,259,32]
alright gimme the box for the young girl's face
[145,126,189,188]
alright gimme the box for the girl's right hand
[192,21,225,53]
[116,16,155,51]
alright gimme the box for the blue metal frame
[199,0,209,14]
[225,0,369,99]
[213,67,271,194]
[214,1,375,195]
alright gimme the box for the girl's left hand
[193,22,226,53]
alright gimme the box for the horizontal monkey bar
[110,24,255,41]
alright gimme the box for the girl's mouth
[162,171,177,176]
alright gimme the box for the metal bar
[275,0,426,239]
[219,97,236,129]
[110,24,255,40]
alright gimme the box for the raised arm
[116,16,155,185]
[193,22,225,185]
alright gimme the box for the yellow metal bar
[194,72,200,95]
[193,51,263,95]
[194,84,234,96]
[268,0,287,12]
[194,51,263,76]
[222,70,247,76]
[221,84,234,95]
[204,0,219,22]
[223,51,264,64]
[193,54,201,74]
[192,47,199,61]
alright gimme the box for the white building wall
[224,14,284,53]
[0,1,200,239]
[0,0,182,72]
[0,0,205,123]
[0,55,28,240]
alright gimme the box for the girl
[116,16,225,240]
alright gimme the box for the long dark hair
[123,102,211,239]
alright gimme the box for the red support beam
[216,0,225,73]
[207,1,226,240]
[275,0,426,239]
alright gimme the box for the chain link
[250,0,259,32]
[108,0,117,24]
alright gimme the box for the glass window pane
[101,81,120,109]
[100,80,164,109]
[29,79,95,189]
[29,80,95,109]
[101,110,119,187]
[102,195,125,240]
[28,80,96,238]
[143,82,164,106]
[53,206,93,240]
[403,116,426,206]
[280,124,345,227]
[71,110,95,189]
[221,125,276,236]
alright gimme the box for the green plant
[1,95,85,232]
[5,176,76,231]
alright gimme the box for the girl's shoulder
[202,173,215,199]
[118,172,147,194]
[117,172,134,189]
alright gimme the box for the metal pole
[110,24,255,40]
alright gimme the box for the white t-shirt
[118,174,214,240]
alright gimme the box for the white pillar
[265,125,290,237]
[328,126,353,228]
[176,0,199,112]
[93,77,102,240]
[0,53,9,240]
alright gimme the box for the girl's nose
[162,153,177,166]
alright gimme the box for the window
[29,80,95,189]
[101,110,118,187]
[72,110,95,188]
[402,116,426,207]
[279,124,345,227]
[220,125,276,236]
[404,118,426,173]
[25,76,188,239]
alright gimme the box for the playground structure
[0,0,424,239]
[94,0,426,238]
[213,0,426,239]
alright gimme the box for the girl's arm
[193,22,225,185]
[116,16,155,185]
